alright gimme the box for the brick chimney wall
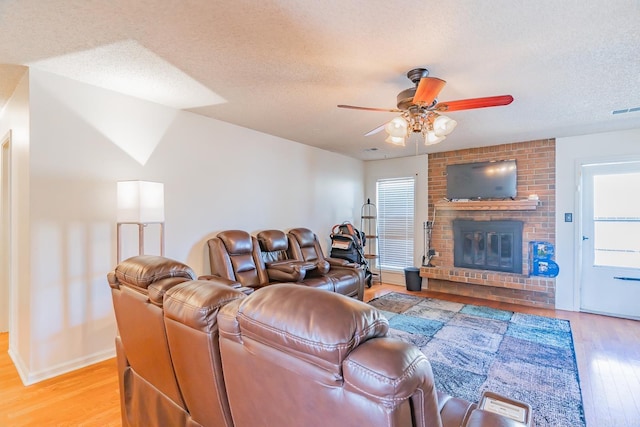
[423,139,556,308]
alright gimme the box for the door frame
[574,153,640,316]
[1,131,12,333]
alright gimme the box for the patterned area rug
[368,292,585,427]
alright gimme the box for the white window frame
[376,176,416,271]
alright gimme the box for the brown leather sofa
[109,255,531,427]
[205,229,364,300]
[108,255,245,427]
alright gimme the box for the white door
[580,161,640,319]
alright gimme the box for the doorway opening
[1,131,12,333]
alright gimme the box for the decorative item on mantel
[116,180,165,263]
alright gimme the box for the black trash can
[404,267,422,291]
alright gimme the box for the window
[593,170,640,269]
[376,177,415,270]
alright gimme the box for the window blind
[376,177,415,270]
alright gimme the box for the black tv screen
[446,160,517,200]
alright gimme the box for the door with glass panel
[581,161,640,319]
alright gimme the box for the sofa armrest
[343,337,442,425]
[265,265,304,282]
[326,256,360,269]
[463,391,532,427]
[266,260,321,282]
[197,274,242,288]
[315,259,330,274]
[464,409,529,427]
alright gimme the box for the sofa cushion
[218,230,253,254]
[164,280,246,331]
[257,229,288,252]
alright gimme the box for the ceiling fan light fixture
[432,114,457,137]
[385,135,406,146]
[338,67,514,151]
[425,131,446,146]
[385,116,408,138]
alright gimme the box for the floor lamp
[116,180,165,263]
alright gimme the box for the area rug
[368,292,586,427]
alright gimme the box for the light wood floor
[0,333,120,426]
[1,283,639,426]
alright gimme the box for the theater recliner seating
[110,255,531,427]
[217,284,531,427]
[287,227,365,300]
[108,255,245,427]
[205,229,328,289]
[205,229,364,299]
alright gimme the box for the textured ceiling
[0,0,639,160]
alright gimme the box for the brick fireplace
[421,139,556,308]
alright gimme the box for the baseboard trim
[10,347,116,386]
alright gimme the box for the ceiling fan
[338,67,513,147]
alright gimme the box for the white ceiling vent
[612,106,640,115]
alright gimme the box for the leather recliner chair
[108,255,245,427]
[217,284,529,427]
[287,227,365,300]
[206,230,272,289]
[256,229,317,276]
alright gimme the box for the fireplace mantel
[435,199,540,211]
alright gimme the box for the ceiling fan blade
[364,123,386,136]
[434,95,514,112]
[338,104,402,113]
[413,77,447,106]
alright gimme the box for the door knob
[582,236,589,241]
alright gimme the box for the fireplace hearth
[453,219,523,274]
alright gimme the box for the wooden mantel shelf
[434,199,540,211]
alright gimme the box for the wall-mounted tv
[446,159,517,200]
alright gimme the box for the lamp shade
[432,115,457,136]
[425,131,446,146]
[117,180,165,223]
[385,117,408,138]
[385,135,406,146]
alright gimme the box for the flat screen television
[446,159,517,200]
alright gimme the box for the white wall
[555,128,640,310]
[364,154,429,286]
[9,69,363,384]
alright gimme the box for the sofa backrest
[287,227,330,273]
[164,279,246,427]
[208,230,269,288]
[256,229,289,264]
[108,255,195,426]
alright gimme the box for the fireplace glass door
[454,220,523,274]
